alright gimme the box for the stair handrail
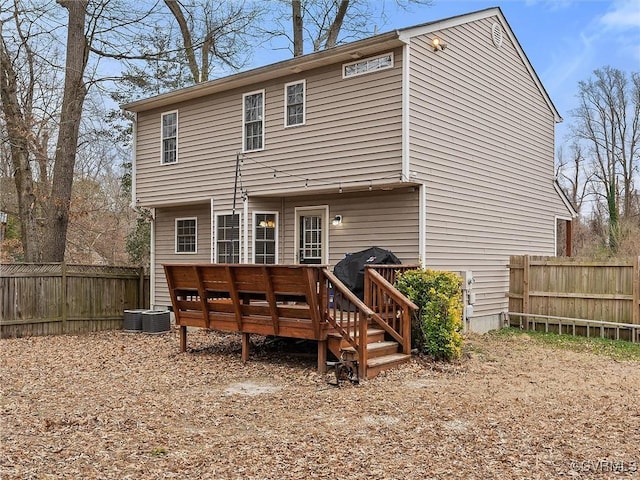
[364,267,418,355]
[321,268,375,377]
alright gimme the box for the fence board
[1,263,150,338]
[508,255,640,342]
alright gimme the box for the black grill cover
[333,247,401,300]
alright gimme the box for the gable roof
[123,7,561,122]
[397,7,561,122]
[554,180,579,217]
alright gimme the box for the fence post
[522,255,530,330]
[633,256,639,327]
[61,262,67,333]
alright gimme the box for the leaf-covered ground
[1,330,638,479]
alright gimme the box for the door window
[299,214,322,264]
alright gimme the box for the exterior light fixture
[432,37,446,52]
[332,215,342,226]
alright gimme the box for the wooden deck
[164,264,418,378]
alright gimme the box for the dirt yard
[1,329,638,479]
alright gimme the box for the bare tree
[163,0,261,83]
[266,0,433,57]
[571,66,639,252]
[1,0,170,263]
[0,0,57,261]
[556,141,593,214]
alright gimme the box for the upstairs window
[175,217,196,253]
[216,213,240,263]
[161,111,178,164]
[254,213,277,264]
[243,91,264,152]
[343,53,394,79]
[285,81,305,127]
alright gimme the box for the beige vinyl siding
[154,204,211,307]
[151,191,418,306]
[281,189,420,266]
[134,48,404,207]
[408,17,570,319]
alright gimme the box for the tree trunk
[42,1,89,262]
[292,0,303,57]
[0,31,42,261]
[164,0,201,82]
[324,0,349,49]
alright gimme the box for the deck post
[241,332,250,362]
[179,325,187,352]
[317,339,327,373]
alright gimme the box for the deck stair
[327,327,411,379]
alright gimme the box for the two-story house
[124,7,576,333]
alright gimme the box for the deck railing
[165,263,418,378]
[367,264,421,285]
[320,268,375,377]
[364,267,418,355]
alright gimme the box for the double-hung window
[161,111,178,164]
[254,213,277,264]
[216,213,240,263]
[243,91,264,152]
[284,81,305,127]
[175,217,196,253]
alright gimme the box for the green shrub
[395,269,463,361]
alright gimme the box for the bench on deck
[163,264,329,368]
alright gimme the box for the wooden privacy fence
[1,263,150,338]
[508,256,640,342]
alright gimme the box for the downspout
[400,36,411,182]
[419,184,426,268]
[130,112,137,209]
[281,197,286,264]
[399,33,424,266]
[214,197,216,263]
[150,207,156,308]
[231,153,240,262]
[243,195,249,263]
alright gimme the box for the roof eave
[122,31,402,113]
[554,180,579,218]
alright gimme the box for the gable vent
[491,23,503,48]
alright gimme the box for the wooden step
[327,328,385,343]
[342,340,399,358]
[365,353,411,379]
[326,328,386,360]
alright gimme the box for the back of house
[124,7,575,333]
